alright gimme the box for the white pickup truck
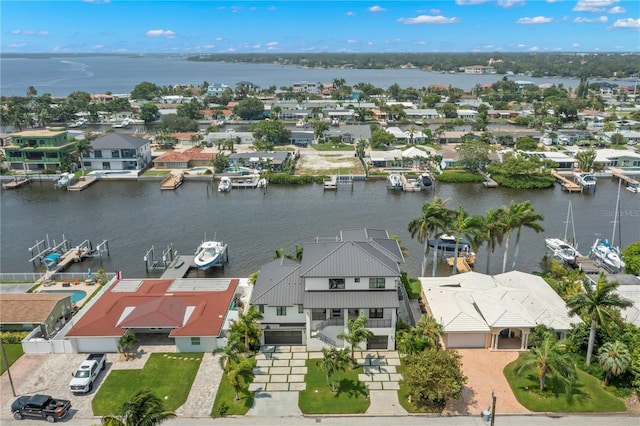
[69,353,106,393]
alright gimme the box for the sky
[1,0,639,54]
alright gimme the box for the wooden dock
[160,255,195,279]
[54,246,92,272]
[576,256,606,274]
[551,171,582,193]
[401,175,422,192]
[447,257,472,273]
[161,172,184,190]
[2,176,30,189]
[610,167,640,187]
[323,175,337,190]
[68,177,97,191]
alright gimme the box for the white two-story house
[250,229,404,351]
[85,133,152,171]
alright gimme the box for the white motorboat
[194,240,227,270]
[554,243,579,265]
[626,183,639,193]
[112,118,131,128]
[54,172,75,189]
[257,178,268,188]
[574,172,597,188]
[218,176,231,192]
[591,239,625,273]
[387,173,403,190]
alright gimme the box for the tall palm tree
[510,201,544,271]
[566,273,633,365]
[337,316,374,366]
[516,335,576,392]
[598,340,631,386]
[117,330,138,361]
[415,314,444,350]
[214,334,245,371]
[446,206,483,275]
[408,196,452,277]
[481,208,507,274]
[101,387,176,426]
[230,306,264,352]
[227,358,255,401]
[76,131,96,178]
[317,348,339,390]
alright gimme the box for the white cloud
[346,11,354,16]
[516,16,553,24]
[455,0,489,5]
[9,43,28,48]
[573,0,619,13]
[517,43,526,47]
[546,0,563,3]
[368,6,386,12]
[608,6,626,13]
[572,42,581,47]
[83,0,111,4]
[268,6,276,11]
[347,39,359,44]
[574,16,608,23]
[529,46,540,51]
[145,29,176,38]
[11,29,49,36]
[497,0,525,8]
[612,18,640,28]
[398,15,461,24]
[430,9,442,14]
[413,41,428,45]
[267,41,278,47]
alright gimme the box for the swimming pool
[41,290,87,304]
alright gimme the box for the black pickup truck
[11,394,71,422]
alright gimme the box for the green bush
[491,173,555,189]
[0,331,29,344]
[436,169,484,183]
[265,173,313,184]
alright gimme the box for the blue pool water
[41,289,87,304]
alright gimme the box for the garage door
[446,333,486,348]
[366,335,389,350]
[264,330,303,345]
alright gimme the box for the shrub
[265,173,313,185]
[491,173,555,189]
[0,331,29,344]
[436,169,484,183]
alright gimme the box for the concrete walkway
[176,353,223,417]
[246,346,405,417]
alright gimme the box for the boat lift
[143,244,177,274]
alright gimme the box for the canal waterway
[1,178,638,279]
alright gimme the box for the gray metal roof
[250,257,303,306]
[300,241,400,278]
[93,133,150,149]
[304,290,399,309]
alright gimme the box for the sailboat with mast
[545,200,581,266]
[591,180,626,273]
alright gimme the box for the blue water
[41,290,87,304]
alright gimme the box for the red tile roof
[67,278,238,338]
[153,148,215,164]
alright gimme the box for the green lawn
[211,358,256,417]
[92,353,203,416]
[404,278,422,299]
[504,358,626,412]
[0,344,24,375]
[298,359,370,414]
[141,170,172,177]
[311,143,355,152]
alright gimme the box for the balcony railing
[366,318,392,328]
[313,317,344,331]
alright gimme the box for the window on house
[369,278,385,289]
[298,304,304,314]
[258,305,264,314]
[191,337,201,345]
[369,308,383,319]
[277,306,287,316]
[111,150,120,158]
[312,309,326,320]
[329,278,345,289]
[354,278,360,283]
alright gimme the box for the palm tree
[117,330,138,361]
[337,316,374,366]
[415,314,444,350]
[446,206,483,275]
[317,348,339,390]
[230,306,264,352]
[408,196,452,277]
[598,340,631,386]
[215,334,245,371]
[76,131,96,178]
[481,208,507,274]
[101,387,176,426]
[566,274,633,365]
[227,358,254,401]
[510,201,544,271]
[516,335,576,392]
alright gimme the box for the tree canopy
[233,97,264,120]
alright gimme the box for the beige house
[0,293,73,338]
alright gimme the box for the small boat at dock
[420,172,433,187]
[54,172,75,189]
[218,176,231,192]
[387,173,403,190]
[574,172,597,189]
[428,234,471,253]
[194,240,227,270]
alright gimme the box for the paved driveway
[444,349,528,415]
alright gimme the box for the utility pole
[0,339,17,397]
[490,390,497,426]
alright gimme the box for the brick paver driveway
[444,349,529,415]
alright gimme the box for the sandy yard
[294,147,365,175]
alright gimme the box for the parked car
[69,353,107,393]
[11,394,71,423]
